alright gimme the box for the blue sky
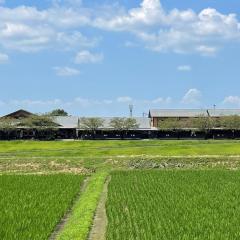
[0,0,240,116]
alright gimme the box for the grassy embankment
[57,172,107,240]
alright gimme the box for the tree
[0,118,18,140]
[47,109,68,116]
[18,115,59,129]
[220,115,240,138]
[79,118,105,138]
[221,115,240,130]
[193,114,214,135]
[0,118,14,130]
[110,118,139,139]
[158,118,180,130]
[124,118,139,130]
[110,118,139,130]
[109,118,125,131]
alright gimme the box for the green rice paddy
[0,174,84,240]
[1,140,240,240]
[106,170,240,240]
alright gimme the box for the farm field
[1,140,240,240]
[0,174,84,240]
[1,140,240,173]
[106,170,240,240]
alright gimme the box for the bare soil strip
[49,177,89,240]
[88,177,110,240]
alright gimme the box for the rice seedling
[0,174,84,240]
[106,170,240,240]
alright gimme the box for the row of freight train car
[0,129,240,140]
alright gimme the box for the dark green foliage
[0,174,84,240]
[47,109,68,116]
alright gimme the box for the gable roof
[2,109,34,119]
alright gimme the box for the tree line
[0,109,139,132]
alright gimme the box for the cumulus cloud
[223,96,240,106]
[0,52,9,63]
[177,65,191,71]
[74,50,104,64]
[0,6,97,52]
[0,1,239,55]
[182,88,202,105]
[93,1,240,54]
[53,66,80,76]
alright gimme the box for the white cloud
[9,99,62,106]
[74,50,104,64]
[53,66,80,76]
[52,0,83,7]
[182,88,202,104]
[2,96,172,111]
[0,6,97,52]
[117,96,133,103]
[177,65,191,71]
[196,45,218,56]
[0,52,9,63]
[93,1,240,55]
[151,97,172,104]
[223,96,240,106]
[0,1,239,55]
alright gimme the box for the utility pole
[213,104,216,116]
[129,104,133,118]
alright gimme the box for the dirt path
[88,176,110,240]
[49,177,89,240]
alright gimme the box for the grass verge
[57,171,108,240]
